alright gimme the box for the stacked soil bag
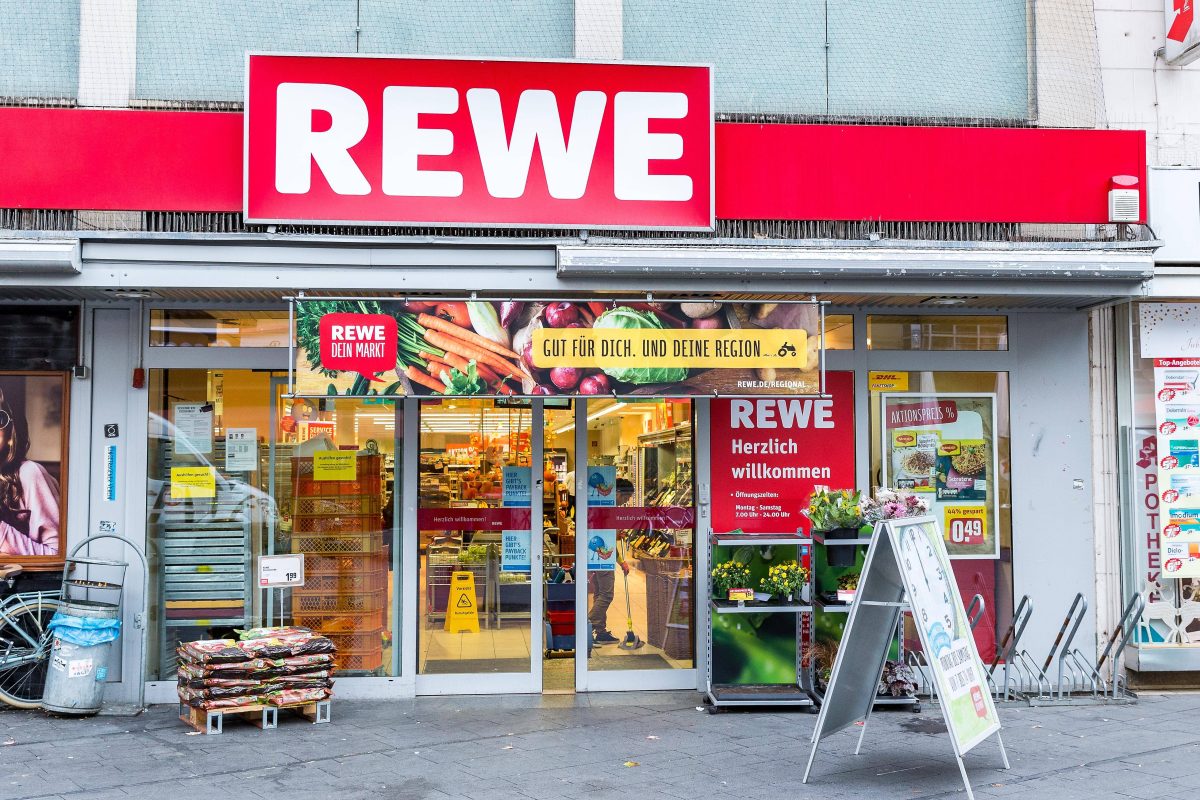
[177,627,336,709]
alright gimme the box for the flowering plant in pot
[836,572,859,604]
[804,486,863,567]
[859,488,930,525]
[711,559,752,600]
[760,560,810,603]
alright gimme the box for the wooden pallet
[178,698,331,735]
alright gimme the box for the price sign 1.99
[259,554,306,588]
[943,505,987,548]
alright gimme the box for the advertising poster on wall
[0,373,67,562]
[500,466,532,573]
[292,300,824,398]
[880,394,999,559]
[1152,358,1200,579]
[586,465,617,572]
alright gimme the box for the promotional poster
[1153,358,1200,578]
[0,373,66,561]
[880,393,999,559]
[709,371,855,534]
[292,300,823,398]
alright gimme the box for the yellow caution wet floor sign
[445,571,480,633]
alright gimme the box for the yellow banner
[533,328,808,370]
[313,450,357,481]
[170,466,216,499]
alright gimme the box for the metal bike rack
[966,594,986,632]
[1094,592,1145,701]
[1025,591,1141,706]
[1044,593,1104,700]
[987,595,1049,701]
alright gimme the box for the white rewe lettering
[467,88,606,200]
[275,83,371,195]
[613,91,692,202]
[730,400,836,430]
[382,86,463,197]
[730,400,755,429]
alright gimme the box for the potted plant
[760,560,810,603]
[879,659,919,697]
[711,559,752,601]
[836,572,859,604]
[859,488,930,526]
[805,486,863,566]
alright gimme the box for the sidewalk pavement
[3,691,1198,800]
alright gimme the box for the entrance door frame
[408,398,545,695]
[573,398,706,693]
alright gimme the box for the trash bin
[41,600,122,715]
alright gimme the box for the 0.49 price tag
[943,505,987,547]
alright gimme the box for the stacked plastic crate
[289,453,386,674]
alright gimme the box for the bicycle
[0,563,62,709]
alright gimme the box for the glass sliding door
[414,399,542,692]
[577,398,698,691]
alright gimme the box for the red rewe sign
[319,313,397,381]
[709,372,856,534]
[245,54,713,229]
[1169,0,1194,42]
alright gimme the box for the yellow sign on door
[445,571,480,633]
[170,466,216,499]
[313,450,357,481]
[869,371,909,392]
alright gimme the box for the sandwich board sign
[803,516,1007,799]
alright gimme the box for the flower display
[759,560,809,599]
[804,486,864,531]
[711,559,752,598]
[859,488,930,525]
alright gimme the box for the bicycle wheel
[0,594,62,709]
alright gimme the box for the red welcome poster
[710,371,855,534]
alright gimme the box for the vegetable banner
[291,299,824,397]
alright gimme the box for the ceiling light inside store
[553,402,626,435]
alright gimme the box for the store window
[867,315,1008,351]
[1130,302,1200,645]
[149,309,289,348]
[146,369,399,679]
[824,314,854,350]
[585,399,694,670]
[868,372,1012,662]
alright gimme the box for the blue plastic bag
[47,612,121,647]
